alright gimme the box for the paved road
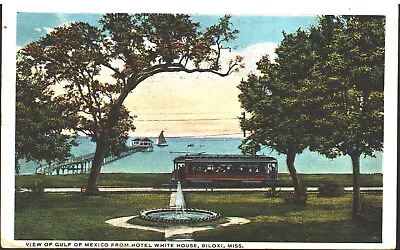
[26,186,383,193]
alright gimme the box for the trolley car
[172,154,278,186]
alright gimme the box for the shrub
[28,181,45,194]
[318,181,344,197]
[264,186,281,198]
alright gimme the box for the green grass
[188,193,382,242]
[15,173,383,189]
[15,193,169,241]
[15,192,382,242]
[126,216,229,227]
[294,173,383,187]
[15,173,172,188]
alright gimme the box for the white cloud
[44,27,55,34]
[34,28,41,32]
[237,42,278,74]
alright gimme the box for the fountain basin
[139,208,220,224]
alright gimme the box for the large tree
[18,14,243,194]
[238,15,384,212]
[238,29,318,195]
[309,16,385,216]
[15,55,78,174]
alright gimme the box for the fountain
[175,181,186,212]
[105,181,251,240]
[138,182,220,223]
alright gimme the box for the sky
[16,13,319,138]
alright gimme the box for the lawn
[14,192,169,241]
[14,192,382,242]
[15,173,172,189]
[188,193,382,242]
[15,173,383,189]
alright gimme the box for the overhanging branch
[136,62,237,87]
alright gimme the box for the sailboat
[156,130,168,147]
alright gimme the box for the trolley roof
[173,154,277,163]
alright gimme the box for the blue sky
[17,13,317,49]
[193,15,318,50]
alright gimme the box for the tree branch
[136,62,236,87]
[102,62,124,78]
[76,82,98,125]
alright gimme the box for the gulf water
[18,137,382,175]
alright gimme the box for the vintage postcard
[1,0,398,249]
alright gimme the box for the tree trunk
[86,134,109,195]
[85,103,122,195]
[350,152,361,218]
[286,149,302,195]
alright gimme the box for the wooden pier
[35,146,145,175]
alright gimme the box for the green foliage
[264,186,281,197]
[237,16,384,200]
[15,65,78,174]
[28,181,45,194]
[238,15,384,159]
[318,181,344,197]
[98,13,242,76]
[238,29,317,156]
[309,15,385,158]
[18,21,136,156]
[238,28,318,193]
